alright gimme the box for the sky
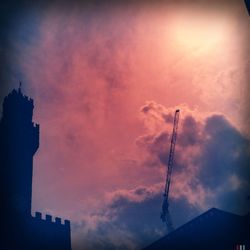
[0,0,250,249]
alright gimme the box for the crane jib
[161,109,180,233]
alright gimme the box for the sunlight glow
[169,13,230,52]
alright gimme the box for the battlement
[4,88,34,106]
[33,212,70,228]
[1,88,34,122]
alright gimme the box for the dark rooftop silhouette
[143,207,250,250]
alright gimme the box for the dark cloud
[137,102,250,213]
[136,132,170,166]
[72,184,201,250]
[140,101,175,125]
[199,114,250,189]
[178,115,201,147]
[73,104,250,249]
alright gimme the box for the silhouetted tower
[0,84,39,217]
[160,109,180,233]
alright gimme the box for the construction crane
[160,109,180,233]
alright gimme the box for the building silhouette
[0,86,71,249]
[143,208,250,250]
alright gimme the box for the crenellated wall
[33,211,71,229]
[26,212,72,250]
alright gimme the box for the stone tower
[0,85,39,217]
[0,85,71,250]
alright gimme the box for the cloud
[30,100,249,250]
[70,185,162,250]
[137,101,250,211]
[71,101,250,249]
[71,183,202,250]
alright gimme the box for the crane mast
[160,109,180,233]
